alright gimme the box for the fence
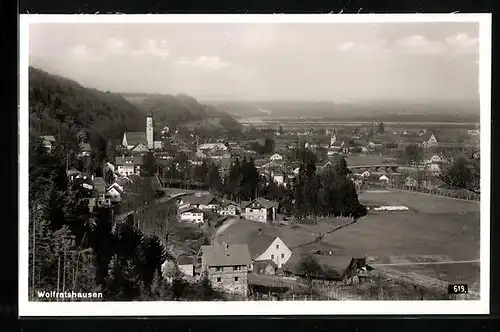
[386,183,480,202]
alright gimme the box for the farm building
[197,243,251,297]
[177,255,195,276]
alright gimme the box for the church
[122,112,164,153]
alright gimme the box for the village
[36,111,480,301]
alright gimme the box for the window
[234,277,239,282]
[217,277,221,283]
[271,254,274,260]
[216,267,222,272]
[281,253,284,259]
[276,244,280,249]
[233,266,239,271]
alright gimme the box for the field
[321,190,481,286]
[358,189,481,214]
[217,189,481,290]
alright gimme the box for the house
[379,175,389,183]
[468,129,480,136]
[252,260,278,276]
[272,174,284,186]
[404,176,418,188]
[179,206,204,224]
[422,133,439,148]
[39,135,56,152]
[78,142,91,158]
[177,255,195,276]
[93,177,111,208]
[197,243,251,297]
[106,182,124,203]
[130,142,149,154]
[122,132,148,150]
[282,253,363,282]
[196,143,229,158]
[243,198,279,223]
[218,202,238,216]
[179,194,220,211]
[115,156,144,176]
[269,153,283,161]
[153,140,164,150]
[428,154,447,164]
[429,163,441,175]
[366,141,383,150]
[246,230,292,269]
[330,134,337,147]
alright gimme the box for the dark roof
[124,132,147,146]
[93,177,107,194]
[243,198,279,209]
[79,142,91,152]
[40,135,56,142]
[422,132,438,142]
[179,206,203,214]
[200,244,252,267]
[248,232,277,258]
[177,255,195,266]
[115,156,144,165]
[282,253,354,280]
[181,194,218,206]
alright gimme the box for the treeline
[122,92,242,134]
[28,131,221,301]
[158,147,367,220]
[29,67,144,153]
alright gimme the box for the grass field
[359,189,481,214]
[216,189,481,289]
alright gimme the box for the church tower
[146,112,154,149]
[330,133,336,147]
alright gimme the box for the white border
[19,14,491,316]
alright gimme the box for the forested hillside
[29,67,145,143]
[122,93,242,133]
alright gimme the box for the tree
[438,154,480,194]
[403,144,424,166]
[378,122,385,134]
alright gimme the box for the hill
[122,93,242,133]
[29,67,145,143]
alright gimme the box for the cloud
[445,33,479,54]
[395,35,445,54]
[337,39,387,53]
[177,56,231,70]
[65,44,104,62]
[104,38,127,54]
[131,39,170,60]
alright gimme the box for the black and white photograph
[19,14,491,316]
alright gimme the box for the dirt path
[211,217,240,244]
[371,259,480,267]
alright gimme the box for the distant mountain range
[205,99,481,123]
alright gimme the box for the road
[371,259,480,267]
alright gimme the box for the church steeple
[146,111,154,149]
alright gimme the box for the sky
[29,22,481,104]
